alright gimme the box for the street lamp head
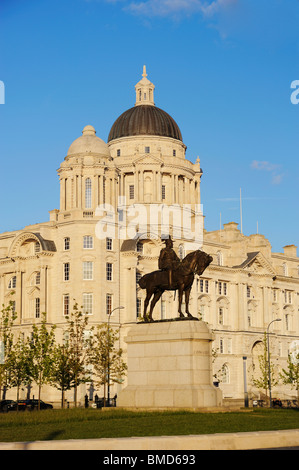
[110,306,124,312]
[267,318,282,330]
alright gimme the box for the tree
[50,344,76,408]
[280,353,299,406]
[251,333,279,404]
[88,323,127,404]
[6,334,31,408]
[28,313,56,409]
[0,300,17,399]
[64,303,92,407]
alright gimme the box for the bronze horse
[138,250,213,322]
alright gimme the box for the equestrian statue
[138,237,213,322]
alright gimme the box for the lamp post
[267,318,281,407]
[242,356,248,408]
[107,306,124,407]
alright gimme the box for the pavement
[0,429,298,450]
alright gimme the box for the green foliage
[88,323,127,401]
[64,303,93,406]
[0,300,18,398]
[28,313,57,407]
[5,335,31,403]
[50,344,76,408]
[280,353,299,406]
[251,332,279,402]
[0,300,127,408]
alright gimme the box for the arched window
[221,364,230,384]
[85,178,92,209]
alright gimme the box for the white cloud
[251,160,280,172]
[103,0,238,18]
[251,160,284,185]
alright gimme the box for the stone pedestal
[118,319,222,409]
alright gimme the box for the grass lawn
[0,408,298,443]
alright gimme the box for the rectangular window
[218,307,224,325]
[83,293,93,315]
[63,263,70,281]
[85,178,92,209]
[129,185,134,200]
[83,235,93,249]
[145,146,150,153]
[35,272,41,285]
[63,294,70,316]
[106,294,112,316]
[173,149,176,156]
[220,338,224,354]
[106,237,112,251]
[8,276,17,289]
[35,298,40,319]
[106,263,112,281]
[247,285,251,298]
[117,149,121,157]
[162,185,166,200]
[284,290,292,304]
[83,261,93,280]
[216,281,227,296]
[64,237,70,250]
[200,279,209,293]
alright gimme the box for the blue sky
[0,0,298,253]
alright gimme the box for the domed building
[0,68,298,407]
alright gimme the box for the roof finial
[135,66,155,107]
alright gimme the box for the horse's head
[194,250,213,276]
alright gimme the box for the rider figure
[158,236,180,288]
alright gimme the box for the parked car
[15,399,53,411]
[0,400,17,412]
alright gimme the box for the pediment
[133,154,164,167]
[236,252,276,276]
[26,286,40,296]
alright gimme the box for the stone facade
[0,68,298,405]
